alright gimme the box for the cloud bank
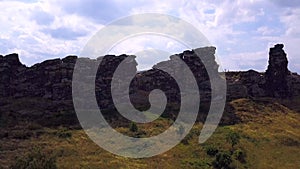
[0,0,299,72]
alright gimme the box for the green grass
[0,98,299,168]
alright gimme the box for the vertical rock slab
[265,44,290,98]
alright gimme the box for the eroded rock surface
[0,44,299,127]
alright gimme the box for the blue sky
[0,0,299,72]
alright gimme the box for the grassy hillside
[0,98,299,169]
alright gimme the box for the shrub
[226,131,241,149]
[180,127,198,145]
[212,152,232,169]
[56,128,72,138]
[205,145,219,157]
[27,123,43,130]
[181,138,189,145]
[233,149,246,163]
[10,130,33,139]
[136,130,147,138]
[181,159,210,168]
[129,122,138,132]
[10,147,57,169]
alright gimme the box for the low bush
[226,131,241,149]
[10,130,33,139]
[129,122,138,132]
[233,149,246,163]
[55,127,72,138]
[212,152,232,169]
[205,145,219,157]
[10,147,57,169]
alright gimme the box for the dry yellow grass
[0,98,299,169]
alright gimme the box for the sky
[0,0,299,72]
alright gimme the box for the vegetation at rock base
[10,147,57,169]
[55,127,72,139]
[226,131,241,150]
[0,98,299,168]
[205,145,219,157]
[129,122,138,132]
[212,152,232,169]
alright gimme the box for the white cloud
[108,34,188,70]
[257,26,278,36]
[219,50,268,71]
[0,0,103,66]
[0,0,299,72]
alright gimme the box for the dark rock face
[0,53,26,97]
[0,44,299,128]
[287,72,300,97]
[0,55,77,99]
[129,47,219,121]
[265,44,290,98]
[226,70,266,99]
[0,54,79,128]
[152,47,216,102]
[226,44,299,99]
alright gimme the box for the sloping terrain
[0,98,299,169]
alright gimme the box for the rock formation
[0,53,26,97]
[0,54,76,99]
[265,44,290,98]
[0,44,299,128]
[225,44,300,99]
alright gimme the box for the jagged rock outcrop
[287,72,300,97]
[0,53,26,97]
[0,54,77,99]
[265,44,290,98]
[0,44,299,128]
[226,44,298,99]
[226,70,266,99]
[129,47,219,121]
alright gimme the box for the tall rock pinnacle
[265,44,290,98]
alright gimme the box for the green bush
[233,149,246,163]
[226,131,241,149]
[212,152,232,169]
[129,122,138,132]
[56,128,72,138]
[205,145,219,157]
[10,147,57,169]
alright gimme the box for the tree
[129,122,138,132]
[226,131,241,149]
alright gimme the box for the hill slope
[0,98,299,169]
